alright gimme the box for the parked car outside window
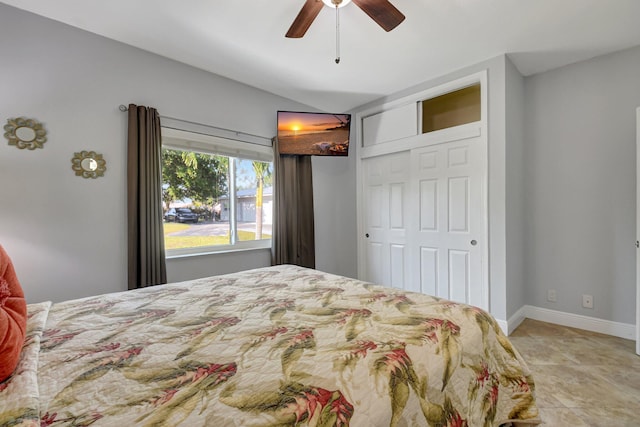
[164,208,199,223]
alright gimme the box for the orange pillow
[0,245,27,382]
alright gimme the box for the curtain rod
[118,104,272,143]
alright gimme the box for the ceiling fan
[285,0,405,39]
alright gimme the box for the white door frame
[355,71,488,310]
[636,106,640,355]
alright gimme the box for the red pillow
[0,245,27,382]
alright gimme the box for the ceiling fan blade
[352,0,405,32]
[286,0,324,38]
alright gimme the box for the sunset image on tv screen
[277,111,351,156]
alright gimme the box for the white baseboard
[506,305,528,335]
[505,305,636,340]
[496,319,509,335]
[495,306,526,336]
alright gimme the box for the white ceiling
[4,0,640,112]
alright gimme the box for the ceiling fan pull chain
[335,5,340,64]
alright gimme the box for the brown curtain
[127,104,167,289]
[271,137,315,268]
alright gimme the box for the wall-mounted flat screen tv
[277,111,351,156]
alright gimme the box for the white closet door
[411,136,486,309]
[362,151,410,289]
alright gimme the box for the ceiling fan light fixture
[322,0,352,8]
[286,0,404,40]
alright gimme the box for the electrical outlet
[582,294,593,309]
[547,289,557,302]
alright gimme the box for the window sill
[165,240,271,260]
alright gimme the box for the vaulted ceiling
[4,0,640,112]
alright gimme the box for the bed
[1,264,540,426]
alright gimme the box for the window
[161,126,273,256]
[420,83,481,133]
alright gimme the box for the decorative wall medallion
[71,151,106,179]
[4,117,47,150]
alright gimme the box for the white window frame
[161,119,273,258]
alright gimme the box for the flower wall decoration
[4,117,47,150]
[71,150,107,179]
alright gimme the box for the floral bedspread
[0,301,50,427]
[28,265,538,426]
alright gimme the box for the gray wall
[505,56,527,319]
[0,4,357,304]
[313,153,357,277]
[524,45,640,324]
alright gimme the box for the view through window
[161,130,273,255]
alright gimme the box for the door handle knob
[366,233,370,238]
[470,240,477,246]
